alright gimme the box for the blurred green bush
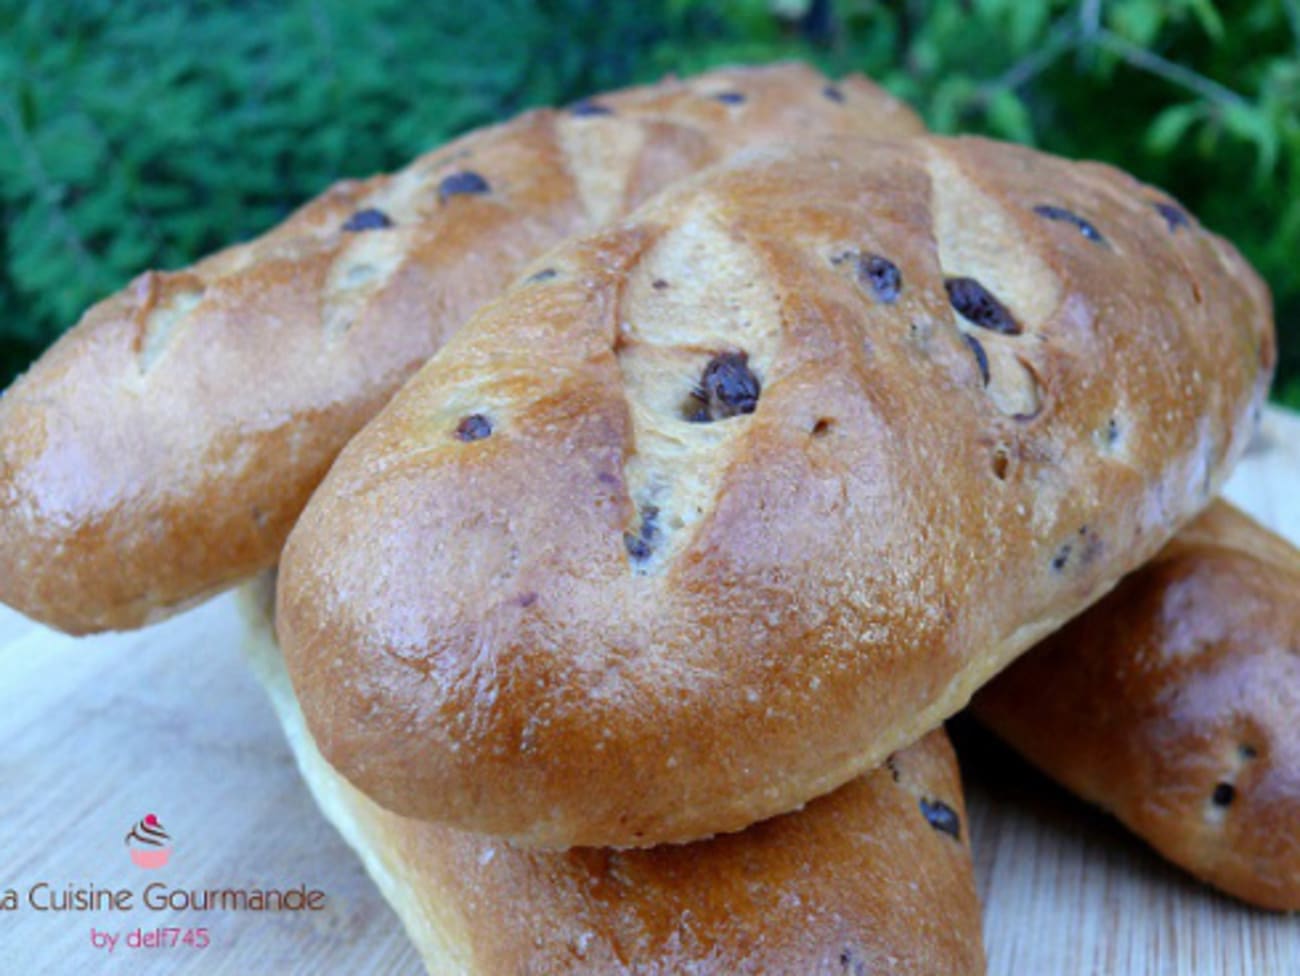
[2,0,1297,406]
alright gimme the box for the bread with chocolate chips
[277,135,1274,847]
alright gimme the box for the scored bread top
[0,63,923,634]
[973,500,1300,911]
[277,134,1274,848]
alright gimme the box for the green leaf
[1145,103,1203,155]
[1007,0,1051,55]
[927,76,980,135]
[1185,0,1225,41]
[986,88,1035,143]
[1108,0,1164,48]
[1221,103,1280,177]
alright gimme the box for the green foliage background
[2,0,1297,406]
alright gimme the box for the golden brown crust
[973,500,1300,910]
[241,576,984,975]
[278,135,1273,848]
[0,64,923,635]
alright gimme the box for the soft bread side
[239,575,985,975]
[278,134,1274,848]
[0,63,923,634]
[973,500,1300,911]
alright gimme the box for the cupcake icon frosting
[125,813,172,869]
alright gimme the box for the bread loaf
[277,135,1273,847]
[241,575,984,975]
[0,64,923,635]
[973,500,1300,910]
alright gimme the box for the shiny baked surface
[241,572,984,976]
[975,499,1300,910]
[278,134,1273,847]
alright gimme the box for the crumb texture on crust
[277,134,1274,848]
[0,63,923,635]
[974,500,1300,911]
[240,575,984,975]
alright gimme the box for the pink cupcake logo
[125,814,172,869]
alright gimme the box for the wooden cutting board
[2,407,1298,975]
